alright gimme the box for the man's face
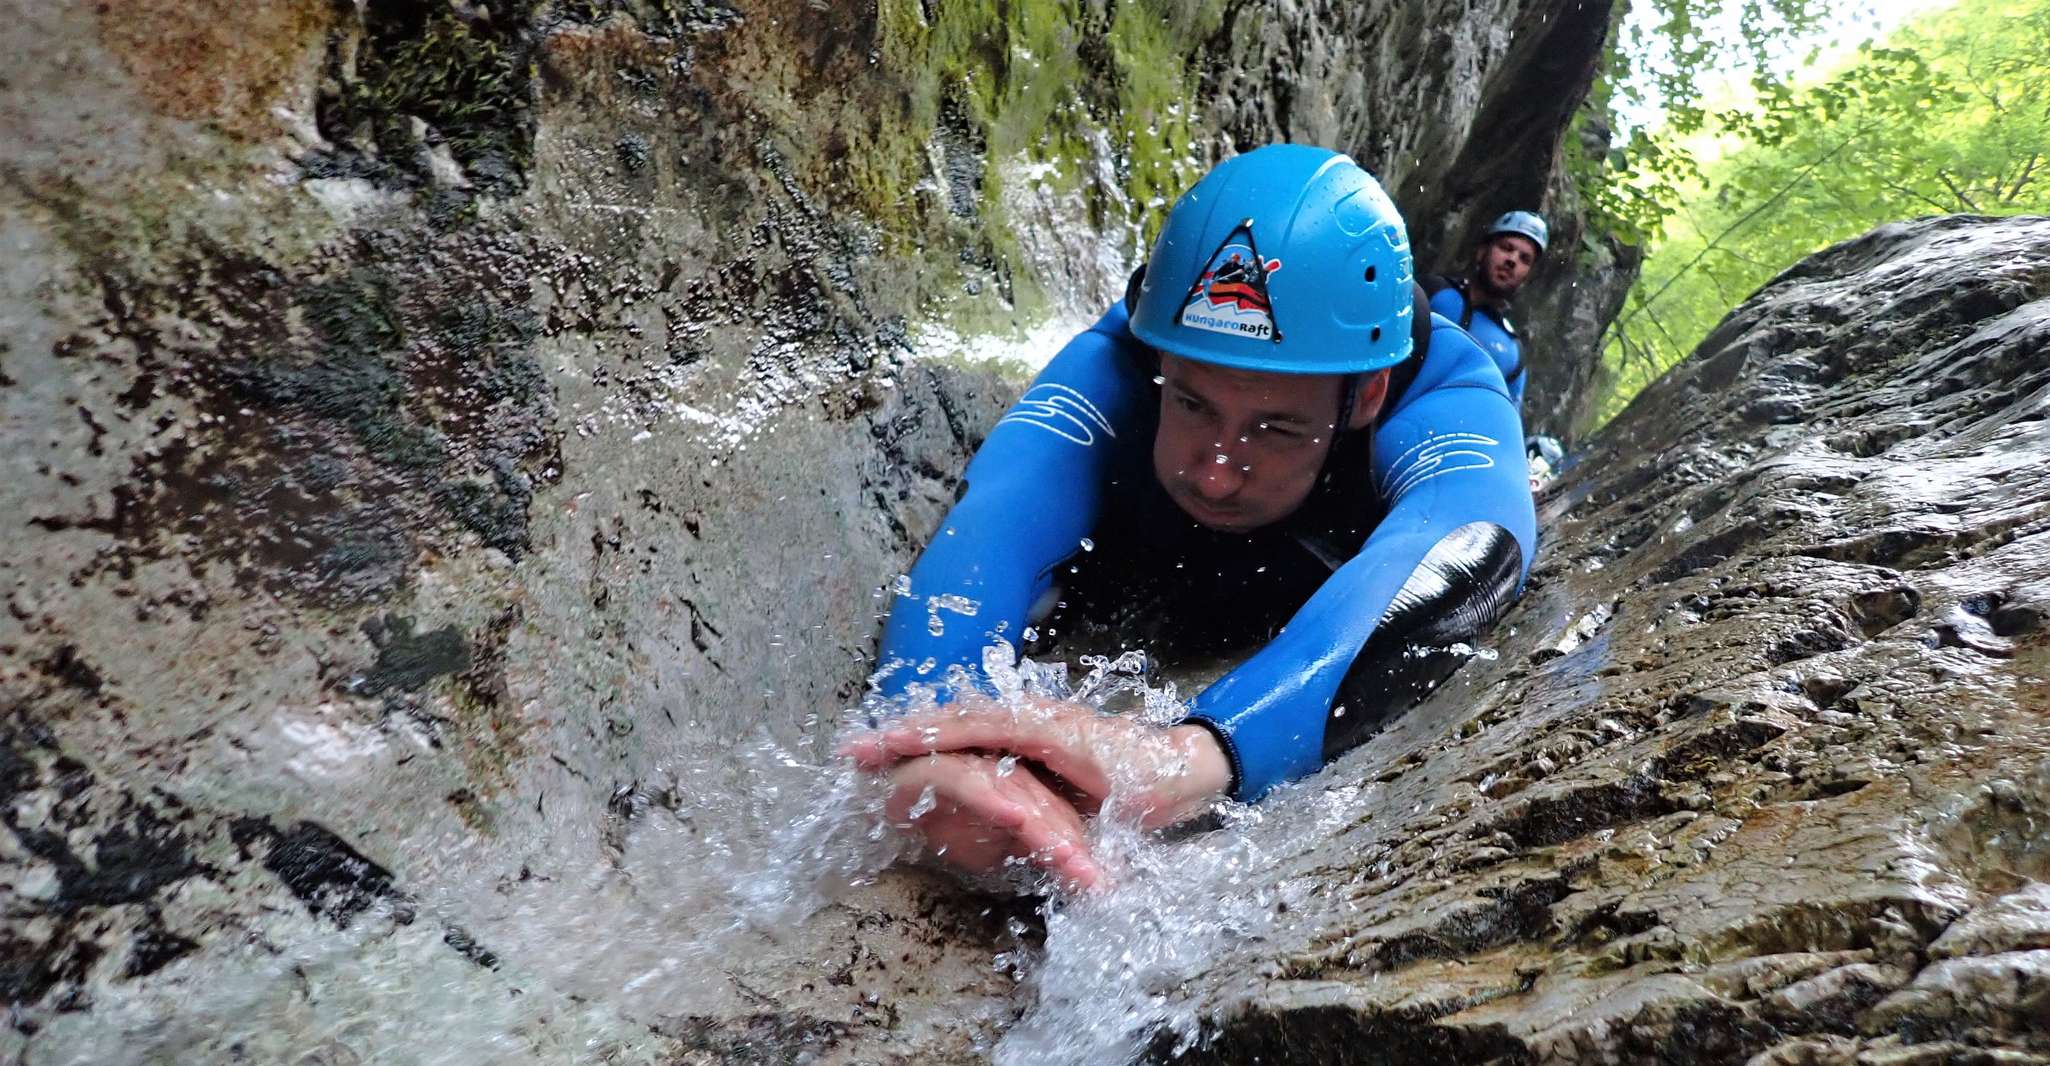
[1152,354,1355,533]
[1474,234,1539,298]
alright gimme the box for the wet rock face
[5,1,1030,1058]
[0,0,1621,1060]
[1161,215,2050,1064]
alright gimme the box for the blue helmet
[1485,210,1549,255]
[1128,145,1414,375]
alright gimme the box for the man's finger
[888,762,1017,823]
[834,733,894,763]
[1008,814,1105,891]
[846,718,1116,801]
[1001,764,1106,891]
[838,700,1052,760]
[841,718,1029,761]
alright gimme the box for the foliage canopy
[1592,0,2050,427]
[1573,0,1836,246]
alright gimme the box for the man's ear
[1345,369,1392,431]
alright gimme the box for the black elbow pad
[1324,521,1523,760]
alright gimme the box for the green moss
[1109,1,1220,212]
[436,477,531,556]
[303,268,404,354]
[436,300,539,354]
[228,268,448,470]
[860,0,1227,334]
[884,0,1221,196]
[554,0,740,36]
[422,187,483,231]
[316,3,538,195]
[318,535,407,585]
[357,616,471,697]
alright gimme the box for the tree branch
[1617,126,1867,330]
[1878,174,1964,214]
[2001,153,2040,204]
[1932,168,1982,212]
[1643,303,1687,368]
[1712,246,1771,269]
[1619,325,1664,375]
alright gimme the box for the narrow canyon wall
[3,0,1631,1062]
[1160,214,2050,1065]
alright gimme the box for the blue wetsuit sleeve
[1433,287,1527,407]
[1426,286,1465,326]
[872,304,1153,701]
[1504,342,1527,406]
[1184,318,1536,799]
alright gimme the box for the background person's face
[1475,234,1539,297]
[1151,355,1345,532]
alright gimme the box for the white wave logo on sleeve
[1381,431,1499,500]
[997,384,1117,446]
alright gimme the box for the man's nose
[1191,445,1246,500]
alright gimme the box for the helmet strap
[1332,372,1360,447]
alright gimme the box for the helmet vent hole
[1364,266,1377,282]
[1371,326,1383,342]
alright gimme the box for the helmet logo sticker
[1179,219,1284,343]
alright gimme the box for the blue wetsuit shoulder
[1184,313,1535,799]
[872,304,1154,700]
[1427,285,1526,406]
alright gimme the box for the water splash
[845,644,1367,1064]
[995,764,1371,1063]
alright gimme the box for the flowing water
[24,628,1394,1065]
[10,282,1352,1064]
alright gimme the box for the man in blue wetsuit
[1422,210,1547,407]
[841,146,1535,889]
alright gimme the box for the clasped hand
[839,697,1231,891]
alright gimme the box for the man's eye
[1260,421,1303,439]
[1174,394,1203,413]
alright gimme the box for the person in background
[1422,211,1547,407]
[1526,434,1567,491]
[841,146,1534,889]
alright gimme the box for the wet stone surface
[1154,215,2050,1065]
[6,0,2033,1063]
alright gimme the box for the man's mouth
[1174,491,1248,528]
